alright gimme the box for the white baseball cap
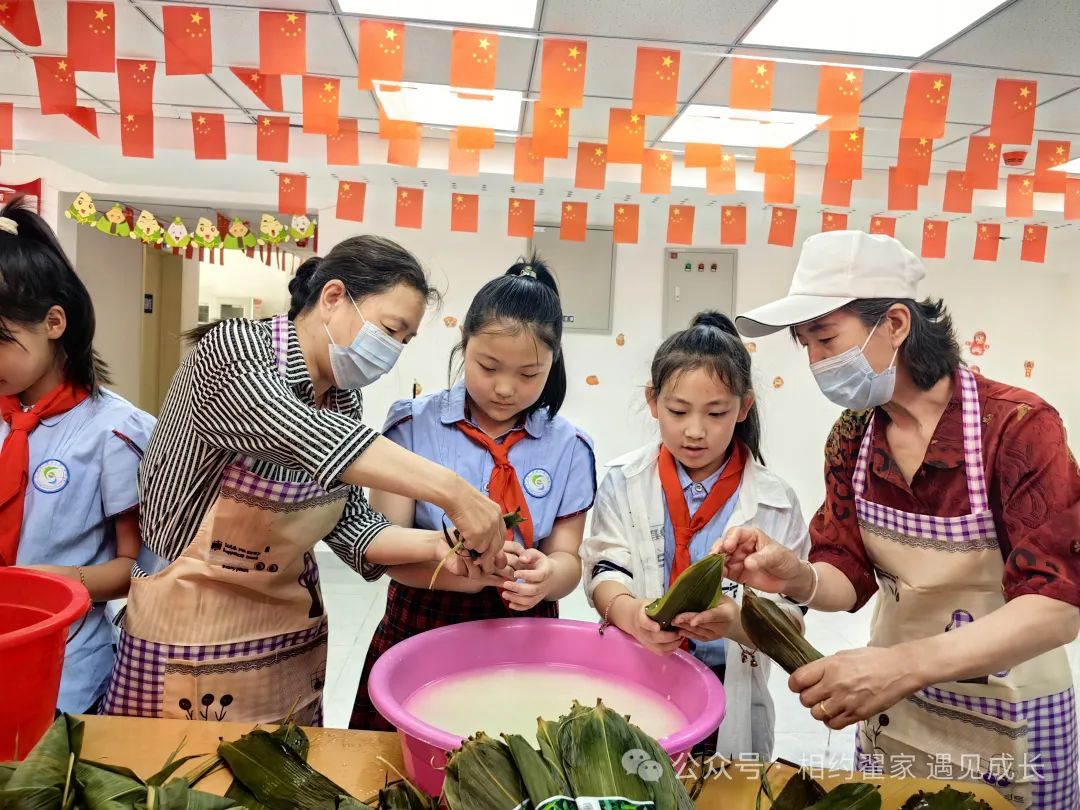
[735,230,926,338]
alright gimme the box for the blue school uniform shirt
[5,389,155,713]
[662,459,742,669]
[382,382,597,546]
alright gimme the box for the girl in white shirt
[581,311,810,759]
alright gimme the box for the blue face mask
[324,296,403,389]
[810,321,899,411]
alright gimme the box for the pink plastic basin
[368,617,726,795]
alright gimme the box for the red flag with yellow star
[768,207,796,247]
[1034,140,1070,193]
[378,107,420,141]
[888,166,919,211]
[817,65,862,130]
[821,212,848,232]
[990,79,1037,146]
[231,68,284,112]
[666,204,694,245]
[1005,174,1035,218]
[706,154,737,195]
[508,198,535,238]
[755,146,791,175]
[869,216,896,237]
[821,173,853,207]
[1020,223,1047,263]
[337,180,366,222]
[191,112,226,160]
[964,136,1001,190]
[921,219,948,259]
[34,56,76,114]
[684,144,727,168]
[730,58,774,111]
[541,39,587,108]
[0,0,41,46]
[302,76,340,135]
[163,6,211,75]
[395,187,423,229]
[448,130,480,176]
[278,173,306,216]
[68,2,115,72]
[973,222,1000,262]
[721,205,747,245]
[942,170,973,213]
[513,137,545,184]
[896,137,932,186]
[612,203,639,244]
[827,129,864,180]
[575,142,608,190]
[358,20,403,90]
[457,126,494,150]
[118,59,155,116]
[1067,179,1080,221]
[66,106,98,136]
[451,30,497,89]
[900,72,951,139]
[387,131,420,167]
[256,115,289,163]
[560,202,587,242]
[607,108,645,164]
[763,162,796,205]
[120,111,154,158]
[450,193,479,233]
[532,104,569,158]
[633,47,680,116]
[260,11,306,75]
[327,118,359,166]
[641,148,673,194]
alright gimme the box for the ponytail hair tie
[0,216,18,236]
[519,265,536,278]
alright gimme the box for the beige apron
[103,314,349,725]
[853,367,1076,809]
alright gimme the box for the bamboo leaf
[645,554,726,629]
[899,786,994,810]
[808,782,882,809]
[0,785,63,809]
[75,761,146,809]
[768,768,827,810]
[5,715,83,793]
[147,779,241,809]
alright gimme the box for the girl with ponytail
[580,310,810,760]
[350,255,597,730]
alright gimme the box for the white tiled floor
[319,551,1078,769]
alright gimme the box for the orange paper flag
[118,59,155,116]
[827,129,864,180]
[1020,223,1048,263]
[965,136,1001,190]
[896,137,932,186]
[259,11,306,75]
[0,0,42,46]
[721,205,747,245]
[327,119,359,166]
[821,174,853,207]
[608,108,645,164]
[507,198,535,238]
[231,68,284,112]
[821,212,848,232]
[973,222,1000,262]
[191,112,226,160]
[451,29,497,89]
[68,2,115,72]
[731,58,774,111]
[457,126,494,150]
[1067,179,1080,221]
[514,137,545,184]
[901,72,951,139]
[706,155,737,195]
[278,173,307,216]
[395,187,423,229]
[1005,174,1035,218]
[1034,140,1070,194]
[532,104,570,159]
[560,201,587,242]
[869,216,896,237]
[448,130,480,176]
[641,148,673,194]
[684,144,727,168]
[379,107,420,141]
[633,46,680,116]
[768,206,797,247]
[763,162,795,205]
[336,180,366,222]
[613,204,639,245]
[357,20,404,91]
[302,76,340,136]
[0,103,11,152]
[989,78,1037,146]
[541,39,587,108]
[817,65,862,130]
[387,131,421,167]
[256,115,289,163]
[755,146,791,175]
[163,6,211,75]
[942,170,973,213]
[575,142,607,190]
[888,166,919,211]
[921,219,948,259]
[667,205,694,245]
[450,193,479,233]
[120,111,154,158]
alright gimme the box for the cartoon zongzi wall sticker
[224,218,257,251]
[131,210,164,245]
[615,333,625,346]
[443,316,458,328]
[1024,360,1034,378]
[164,217,191,251]
[191,217,223,250]
[772,376,784,389]
[970,365,982,374]
[746,341,757,353]
[96,204,131,237]
[966,330,989,356]
[65,192,97,225]
[586,375,599,386]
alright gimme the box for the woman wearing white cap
[718,230,1079,809]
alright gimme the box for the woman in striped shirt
[102,235,505,725]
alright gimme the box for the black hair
[450,253,567,418]
[649,311,763,463]
[184,234,438,343]
[0,195,110,393]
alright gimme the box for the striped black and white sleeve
[189,320,378,490]
[323,486,391,581]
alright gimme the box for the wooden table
[77,716,1012,808]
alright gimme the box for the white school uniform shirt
[581,442,811,760]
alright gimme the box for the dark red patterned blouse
[809,371,1080,611]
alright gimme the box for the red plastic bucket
[0,568,91,760]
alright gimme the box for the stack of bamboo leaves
[758,766,995,809]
